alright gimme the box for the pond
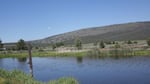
[0,56,150,84]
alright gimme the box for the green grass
[0,49,150,58]
[0,51,87,58]
[87,48,150,57]
[0,69,79,84]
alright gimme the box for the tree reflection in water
[17,57,27,63]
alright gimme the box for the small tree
[51,42,64,50]
[127,40,132,44]
[0,39,3,48]
[105,41,111,44]
[112,41,115,44]
[75,39,82,50]
[52,43,56,50]
[56,42,64,47]
[99,41,105,48]
[16,39,27,50]
[147,39,150,46]
[133,41,138,44]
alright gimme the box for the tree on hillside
[0,39,3,48]
[52,43,56,50]
[99,41,105,48]
[127,40,132,44]
[112,41,115,44]
[105,41,112,44]
[55,42,64,47]
[133,41,138,44]
[75,39,82,50]
[16,39,27,50]
[51,42,64,50]
[147,39,150,46]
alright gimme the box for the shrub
[147,39,150,46]
[0,69,78,84]
[99,41,105,48]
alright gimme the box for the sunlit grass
[0,69,78,84]
[87,48,150,57]
[0,51,87,58]
[0,49,150,58]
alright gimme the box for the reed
[87,48,150,57]
[0,51,87,58]
[0,69,78,84]
[0,49,150,58]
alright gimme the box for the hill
[31,21,150,45]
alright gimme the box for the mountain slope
[31,21,150,44]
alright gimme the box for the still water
[0,56,150,84]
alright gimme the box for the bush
[75,39,82,50]
[99,41,105,48]
[49,77,78,84]
[147,39,150,46]
[127,40,132,44]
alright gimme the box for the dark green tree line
[0,39,3,48]
[99,41,105,48]
[75,39,82,50]
[147,39,150,46]
[16,39,27,50]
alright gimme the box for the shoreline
[0,49,150,58]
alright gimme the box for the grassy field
[0,69,78,84]
[0,51,87,58]
[0,40,150,58]
[0,49,150,59]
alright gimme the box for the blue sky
[0,0,150,43]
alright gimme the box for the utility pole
[28,44,33,78]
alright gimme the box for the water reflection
[0,58,3,66]
[87,54,134,60]
[76,56,83,64]
[111,55,133,60]
[87,55,105,60]
[0,56,150,84]
[17,57,27,63]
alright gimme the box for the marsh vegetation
[0,69,78,84]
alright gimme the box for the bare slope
[32,21,150,44]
